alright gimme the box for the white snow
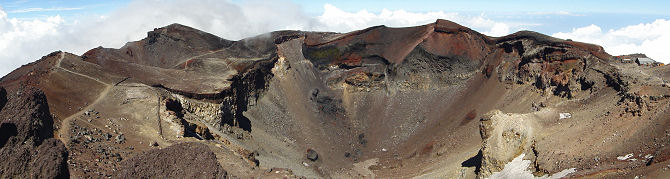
[489,154,576,179]
[559,113,572,119]
[617,153,634,160]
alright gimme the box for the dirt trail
[170,48,229,69]
[55,52,109,84]
[54,52,113,147]
[54,48,230,146]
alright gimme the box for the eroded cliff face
[2,20,670,178]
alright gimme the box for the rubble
[115,134,125,144]
[116,142,227,178]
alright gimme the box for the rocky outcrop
[0,87,69,178]
[115,142,227,179]
[219,56,278,132]
[493,31,612,99]
[478,110,537,178]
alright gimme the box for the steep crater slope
[2,20,670,178]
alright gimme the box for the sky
[1,0,669,77]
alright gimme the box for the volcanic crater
[2,19,670,178]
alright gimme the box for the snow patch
[489,154,576,179]
[559,113,572,119]
[617,153,634,160]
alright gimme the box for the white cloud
[8,7,83,13]
[0,1,520,77]
[315,4,516,37]
[553,19,670,64]
[0,0,316,77]
[0,6,66,76]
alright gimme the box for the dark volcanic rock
[116,142,227,179]
[0,87,6,111]
[0,87,69,178]
[32,138,70,178]
[306,149,319,161]
[0,87,54,146]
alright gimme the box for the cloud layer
[0,7,66,76]
[553,19,670,63]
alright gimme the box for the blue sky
[295,0,670,15]
[1,0,670,76]
[0,0,129,19]
[2,0,669,33]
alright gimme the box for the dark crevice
[461,150,483,174]
[220,56,278,132]
[0,87,6,112]
[0,123,18,148]
[579,77,595,91]
[531,143,547,175]
[534,75,546,90]
[646,156,655,166]
[518,57,533,69]
[151,84,222,102]
[501,41,525,57]
[114,77,130,86]
[338,63,360,70]
[165,99,184,119]
[552,83,573,99]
